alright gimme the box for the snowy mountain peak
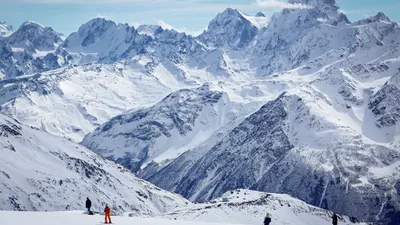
[355,12,393,26]
[61,18,147,62]
[0,22,14,37]
[219,7,242,16]
[20,20,46,28]
[255,12,266,17]
[75,18,119,46]
[6,21,62,52]
[371,12,391,22]
[199,8,258,48]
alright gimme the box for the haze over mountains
[1,0,400,224]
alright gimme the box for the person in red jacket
[104,204,112,224]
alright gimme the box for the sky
[0,0,399,36]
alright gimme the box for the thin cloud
[255,0,312,9]
[96,14,107,18]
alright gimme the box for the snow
[0,190,368,225]
[33,49,55,57]
[160,189,367,225]
[1,0,400,223]
[10,47,24,52]
[0,113,189,215]
[0,211,241,225]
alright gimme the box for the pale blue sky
[0,0,398,36]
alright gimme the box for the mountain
[7,21,63,53]
[2,0,400,223]
[61,18,206,65]
[251,0,351,75]
[198,8,259,48]
[0,21,67,80]
[81,84,259,173]
[255,12,265,17]
[61,18,149,63]
[0,113,189,215]
[0,22,14,37]
[81,3,400,224]
[160,189,367,225]
[0,63,177,142]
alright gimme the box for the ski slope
[0,211,245,225]
[0,209,366,225]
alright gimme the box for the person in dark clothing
[264,212,272,225]
[332,213,338,225]
[85,197,92,214]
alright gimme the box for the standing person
[332,213,338,225]
[104,204,112,224]
[264,212,272,225]
[85,197,92,214]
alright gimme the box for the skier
[332,213,338,225]
[264,212,272,225]
[85,197,92,215]
[104,204,112,224]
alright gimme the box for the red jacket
[104,206,110,214]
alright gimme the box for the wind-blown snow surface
[0,113,189,215]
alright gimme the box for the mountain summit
[199,8,258,48]
[7,21,62,52]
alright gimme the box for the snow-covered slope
[0,190,368,225]
[0,113,189,215]
[160,189,367,225]
[0,63,176,142]
[0,211,243,225]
